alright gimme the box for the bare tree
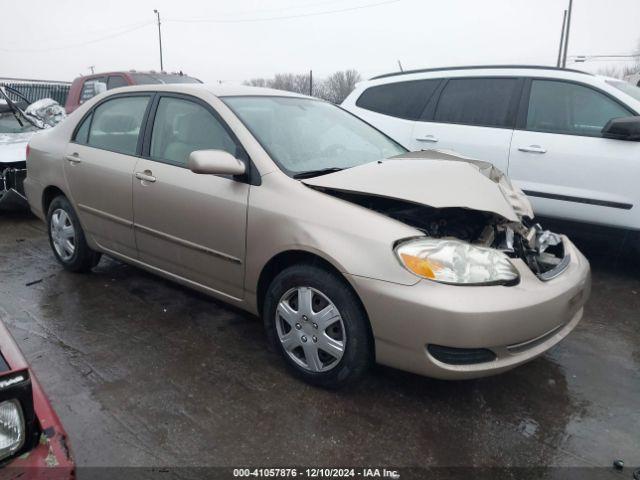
[244,78,268,88]
[242,69,362,103]
[322,69,362,104]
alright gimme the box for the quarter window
[526,80,631,137]
[74,113,92,144]
[150,97,237,167]
[87,96,149,155]
[355,79,440,120]
[434,78,519,128]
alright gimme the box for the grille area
[427,344,497,365]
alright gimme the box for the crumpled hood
[0,133,34,164]
[302,149,534,223]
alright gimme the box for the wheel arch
[42,185,68,215]
[256,249,375,359]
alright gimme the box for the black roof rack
[370,65,592,81]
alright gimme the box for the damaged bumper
[0,321,74,477]
[0,164,28,211]
[348,236,591,380]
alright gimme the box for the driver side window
[150,97,237,167]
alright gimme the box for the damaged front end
[0,161,28,211]
[320,190,568,282]
[302,150,570,283]
[0,86,66,210]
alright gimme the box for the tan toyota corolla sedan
[24,84,591,388]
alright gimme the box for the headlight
[0,399,25,460]
[395,238,520,285]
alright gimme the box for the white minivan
[342,66,640,238]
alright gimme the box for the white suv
[342,66,640,235]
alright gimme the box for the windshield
[0,110,37,134]
[222,96,407,176]
[607,80,640,102]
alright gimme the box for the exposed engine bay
[320,189,568,281]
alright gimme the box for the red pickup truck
[64,70,201,113]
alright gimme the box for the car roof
[109,83,311,99]
[370,65,593,80]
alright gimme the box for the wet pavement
[0,211,638,478]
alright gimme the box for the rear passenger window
[87,96,149,155]
[435,78,519,128]
[107,76,128,90]
[150,97,237,167]
[356,80,440,120]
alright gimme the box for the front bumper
[348,236,591,379]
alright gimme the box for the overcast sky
[2,0,639,83]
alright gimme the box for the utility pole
[562,0,573,68]
[153,9,164,72]
[556,10,567,67]
[309,69,313,96]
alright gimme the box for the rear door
[508,79,639,228]
[64,94,151,258]
[411,77,522,172]
[349,79,442,148]
[132,94,249,299]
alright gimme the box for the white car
[0,87,65,209]
[342,66,640,241]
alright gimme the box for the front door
[508,79,640,229]
[132,95,249,299]
[63,94,151,258]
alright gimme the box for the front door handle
[518,145,547,154]
[65,153,82,165]
[135,170,156,183]
[416,135,439,143]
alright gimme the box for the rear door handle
[135,171,156,183]
[416,135,439,143]
[65,153,81,164]
[518,145,547,154]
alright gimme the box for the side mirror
[187,150,246,176]
[602,116,640,141]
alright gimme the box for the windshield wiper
[0,88,24,127]
[293,167,344,179]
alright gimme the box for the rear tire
[47,196,101,273]
[263,263,372,388]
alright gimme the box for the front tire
[263,263,372,388]
[47,196,101,272]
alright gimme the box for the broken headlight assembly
[395,238,520,286]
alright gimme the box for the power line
[0,22,153,53]
[167,0,402,24]
[0,0,401,54]
[206,0,355,17]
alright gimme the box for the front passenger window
[526,80,631,137]
[150,97,237,167]
[87,96,150,155]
